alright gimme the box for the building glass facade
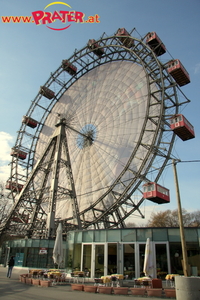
[0,227,200,278]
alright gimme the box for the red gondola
[115,28,134,48]
[40,86,55,99]
[146,32,166,56]
[6,181,24,192]
[10,148,27,160]
[167,59,190,86]
[88,39,104,57]
[143,182,170,204]
[62,60,77,75]
[170,114,195,141]
[22,115,38,128]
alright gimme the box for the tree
[147,209,200,227]
[189,211,200,227]
[126,221,136,227]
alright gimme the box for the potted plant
[84,285,98,293]
[164,289,176,298]
[32,278,40,286]
[113,287,129,295]
[147,288,163,297]
[40,280,51,287]
[71,283,84,291]
[25,277,32,285]
[98,286,113,294]
[130,287,146,296]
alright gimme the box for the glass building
[1,227,200,279]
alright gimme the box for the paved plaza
[0,266,171,300]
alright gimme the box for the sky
[0,0,200,225]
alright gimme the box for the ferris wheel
[2,28,193,238]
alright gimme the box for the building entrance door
[155,243,169,279]
[108,243,117,275]
[138,241,169,278]
[94,244,105,278]
[82,244,92,276]
[123,243,135,279]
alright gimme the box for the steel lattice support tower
[0,117,81,239]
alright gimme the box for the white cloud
[194,63,200,74]
[0,165,11,183]
[0,131,14,162]
[0,132,14,182]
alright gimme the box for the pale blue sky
[0,0,200,224]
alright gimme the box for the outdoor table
[47,271,62,285]
[111,274,124,280]
[29,269,43,278]
[29,269,43,274]
[47,271,61,278]
[137,276,152,281]
[94,278,104,286]
[135,276,152,288]
[72,271,85,283]
[101,276,111,285]
[165,274,179,287]
[165,274,179,280]
[142,280,151,288]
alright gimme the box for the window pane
[39,239,49,247]
[153,229,168,241]
[95,245,104,277]
[137,229,152,242]
[83,231,93,242]
[94,230,106,242]
[32,239,40,247]
[82,244,91,275]
[185,229,198,242]
[168,229,181,242]
[74,231,82,243]
[139,243,145,276]
[107,230,120,242]
[156,244,168,278]
[108,243,117,274]
[74,244,81,270]
[26,239,32,247]
[123,244,135,279]
[169,242,183,274]
[122,229,136,242]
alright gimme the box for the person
[7,256,15,278]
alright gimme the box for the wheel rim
[7,30,187,236]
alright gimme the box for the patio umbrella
[53,223,64,268]
[143,238,154,278]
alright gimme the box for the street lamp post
[172,159,190,277]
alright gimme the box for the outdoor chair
[78,272,85,283]
[32,271,38,278]
[151,278,162,288]
[94,278,104,286]
[84,271,90,282]
[142,280,151,288]
[169,277,175,288]
[111,276,117,287]
[43,273,48,280]
[65,273,73,283]
[38,271,44,279]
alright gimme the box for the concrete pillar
[175,276,200,300]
